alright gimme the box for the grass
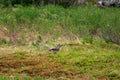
[0,4,120,80]
[0,41,120,80]
[0,5,120,45]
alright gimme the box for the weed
[82,36,93,44]
[32,35,42,47]
[0,76,9,80]
[0,38,7,45]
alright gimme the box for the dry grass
[0,54,78,79]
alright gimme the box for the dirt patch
[0,55,77,78]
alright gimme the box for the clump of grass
[82,36,93,44]
[0,38,8,45]
[32,35,42,47]
[0,76,9,80]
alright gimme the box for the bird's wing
[49,48,58,51]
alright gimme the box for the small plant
[0,38,7,45]
[0,76,9,80]
[82,36,93,44]
[108,72,119,78]
[34,76,45,80]
[32,35,42,47]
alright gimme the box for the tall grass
[0,5,120,45]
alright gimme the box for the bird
[49,44,63,53]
